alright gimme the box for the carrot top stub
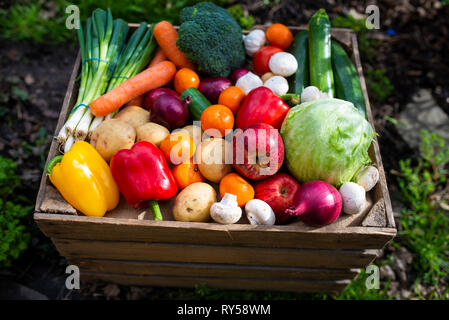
[90,61,176,117]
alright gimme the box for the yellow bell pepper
[46,141,120,217]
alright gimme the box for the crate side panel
[70,258,360,280]
[35,213,396,250]
[54,238,378,269]
[81,272,350,294]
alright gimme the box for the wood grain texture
[351,33,395,229]
[70,258,360,280]
[53,238,379,269]
[81,272,351,293]
[35,213,395,250]
[34,51,80,213]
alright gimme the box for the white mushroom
[339,182,367,215]
[301,86,321,102]
[356,166,379,192]
[210,193,242,224]
[319,91,329,99]
[243,29,266,57]
[264,75,289,96]
[245,199,276,225]
[235,71,263,95]
[268,52,298,77]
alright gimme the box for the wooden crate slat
[70,258,360,280]
[350,33,395,229]
[54,239,378,269]
[81,272,351,293]
[34,51,80,213]
[36,213,395,250]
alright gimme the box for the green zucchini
[288,31,309,95]
[180,87,211,120]
[308,9,334,97]
[331,40,366,117]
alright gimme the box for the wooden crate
[34,26,396,294]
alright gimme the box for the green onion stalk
[88,23,157,136]
[57,8,128,149]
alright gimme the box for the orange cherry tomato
[172,161,204,190]
[266,23,293,50]
[200,104,234,138]
[160,131,196,165]
[218,86,245,114]
[219,173,255,207]
[174,68,200,94]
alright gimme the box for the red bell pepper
[236,87,290,130]
[110,141,177,221]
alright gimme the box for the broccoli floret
[177,2,246,77]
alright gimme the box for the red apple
[232,123,284,180]
[254,173,300,224]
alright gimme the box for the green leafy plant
[227,4,256,30]
[0,0,72,43]
[365,69,394,103]
[0,0,234,43]
[394,130,449,295]
[0,156,31,267]
[334,267,392,300]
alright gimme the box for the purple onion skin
[198,77,231,103]
[143,88,179,111]
[285,180,342,227]
[150,94,190,130]
[229,68,250,85]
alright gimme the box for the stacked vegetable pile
[48,4,380,228]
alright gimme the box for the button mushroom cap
[235,72,263,95]
[339,182,367,215]
[301,86,321,102]
[264,75,289,96]
[268,52,298,77]
[243,29,266,57]
[210,193,242,224]
[356,166,379,192]
[245,199,276,225]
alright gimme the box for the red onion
[143,88,179,111]
[198,77,231,103]
[285,180,342,227]
[150,94,190,130]
[229,68,250,85]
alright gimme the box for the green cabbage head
[280,98,374,187]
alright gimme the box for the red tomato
[253,46,283,75]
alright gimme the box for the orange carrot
[153,21,195,69]
[126,48,168,107]
[149,47,167,67]
[91,61,176,117]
